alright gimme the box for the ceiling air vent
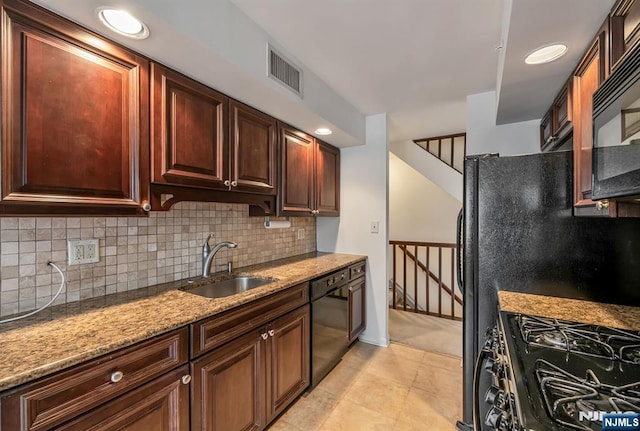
[267,45,302,97]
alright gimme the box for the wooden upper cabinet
[278,123,340,217]
[573,22,617,216]
[279,124,315,216]
[151,63,228,190]
[0,0,150,215]
[540,79,573,152]
[230,100,278,195]
[316,140,340,216]
[611,0,640,68]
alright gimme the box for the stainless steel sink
[181,276,274,298]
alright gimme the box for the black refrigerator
[459,150,640,426]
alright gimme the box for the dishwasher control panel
[310,268,349,300]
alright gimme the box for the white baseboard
[358,334,390,347]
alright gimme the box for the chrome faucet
[202,234,237,278]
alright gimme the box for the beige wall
[389,154,461,244]
[0,202,316,317]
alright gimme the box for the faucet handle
[202,234,213,255]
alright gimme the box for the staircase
[387,133,465,321]
[389,133,464,202]
[389,280,424,311]
[413,133,466,173]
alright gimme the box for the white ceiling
[231,0,614,139]
[232,0,502,142]
[30,0,614,146]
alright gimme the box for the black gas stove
[480,312,640,431]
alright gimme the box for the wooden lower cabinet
[0,329,188,431]
[267,305,310,421]
[191,327,266,431]
[348,276,366,343]
[58,365,190,431]
[191,304,310,431]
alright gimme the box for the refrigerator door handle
[456,208,464,294]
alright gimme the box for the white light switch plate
[370,221,379,234]
[68,239,99,265]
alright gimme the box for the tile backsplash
[0,202,316,317]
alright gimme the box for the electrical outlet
[74,244,84,260]
[297,229,305,240]
[86,242,97,259]
[68,239,100,265]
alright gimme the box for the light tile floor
[268,342,463,431]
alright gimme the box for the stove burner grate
[536,360,640,431]
[620,344,640,365]
[518,315,640,361]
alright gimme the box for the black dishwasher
[309,267,350,388]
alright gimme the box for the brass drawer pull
[181,375,191,385]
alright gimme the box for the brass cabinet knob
[224,180,231,187]
[268,329,275,337]
[141,202,151,212]
[261,332,269,340]
[110,371,124,383]
[231,180,238,187]
[596,200,609,211]
[181,375,192,385]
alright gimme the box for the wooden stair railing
[388,280,424,311]
[413,132,466,173]
[398,244,462,306]
[390,240,462,321]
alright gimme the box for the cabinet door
[0,0,150,215]
[540,109,554,150]
[58,366,190,431]
[315,141,340,216]
[229,100,277,195]
[279,124,315,216]
[611,0,640,68]
[151,63,229,190]
[266,304,310,422]
[348,277,366,343]
[191,328,265,431]
[572,26,616,216]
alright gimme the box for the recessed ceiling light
[97,8,149,39]
[315,128,332,136]
[525,44,568,65]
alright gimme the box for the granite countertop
[499,291,640,331]
[0,252,366,392]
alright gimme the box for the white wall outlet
[297,228,305,240]
[370,221,379,234]
[68,239,100,265]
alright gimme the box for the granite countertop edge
[498,291,640,331]
[0,252,366,392]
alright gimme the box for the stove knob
[485,406,506,429]
[484,385,505,406]
[484,357,500,374]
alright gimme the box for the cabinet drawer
[0,328,188,431]
[191,282,309,358]
[349,261,366,280]
[57,365,190,431]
